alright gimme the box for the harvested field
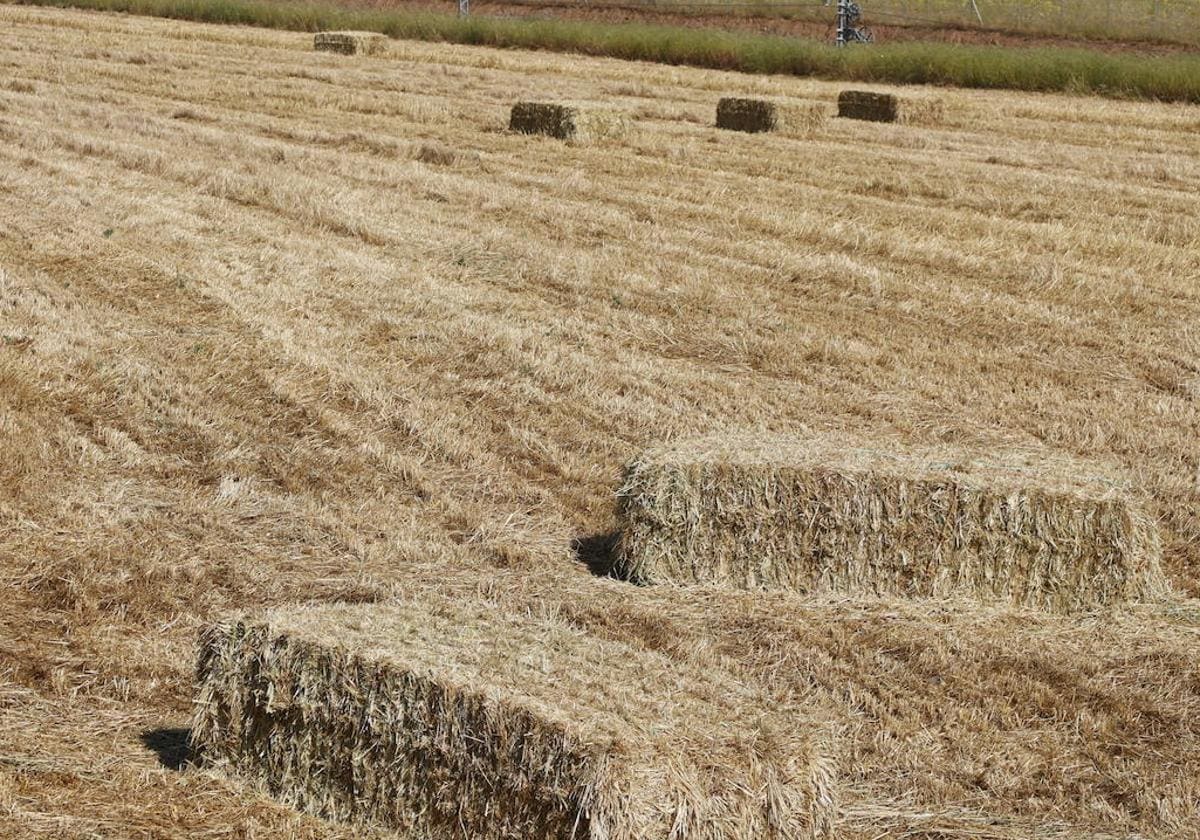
[616,434,1168,611]
[1,5,1200,840]
[194,598,834,839]
[24,0,1200,102]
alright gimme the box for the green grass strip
[16,0,1200,103]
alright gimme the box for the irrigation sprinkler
[835,0,872,46]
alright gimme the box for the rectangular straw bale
[193,596,835,840]
[837,90,944,125]
[313,31,387,56]
[716,97,825,134]
[617,434,1168,612]
[509,101,628,143]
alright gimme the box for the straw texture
[192,597,836,840]
[313,31,387,55]
[715,97,825,134]
[617,434,1168,612]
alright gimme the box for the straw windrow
[617,434,1168,612]
[192,597,836,840]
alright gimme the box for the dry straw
[415,142,482,168]
[715,97,826,134]
[509,102,629,143]
[616,433,1169,612]
[837,90,944,125]
[313,31,387,56]
[192,597,836,840]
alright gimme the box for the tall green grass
[16,0,1200,102]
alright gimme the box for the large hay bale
[313,31,387,56]
[715,97,825,134]
[509,101,628,143]
[617,434,1168,612]
[837,90,944,125]
[193,597,836,840]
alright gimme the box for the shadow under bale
[140,727,193,771]
[571,530,623,579]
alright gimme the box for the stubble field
[1,5,1200,838]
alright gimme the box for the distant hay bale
[313,31,387,56]
[715,97,826,134]
[509,101,628,143]
[837,90,944,125]
[617,434,1168,612]
[838,90,898,122]
[193,597,836,839]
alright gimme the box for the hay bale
[193,597,836,840]
[313,31,387,56]
[715,97,825,134]
[509,101,628,143]
[837,90,944,125]
[837,90,898,123]
[616,434,1168,612]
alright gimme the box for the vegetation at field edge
[3,5,1200,838]
[16,0,1200,102]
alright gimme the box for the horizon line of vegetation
[17,0,1200,103]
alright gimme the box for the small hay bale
[193,597,836,839]
[837,90,944,125]
[715,97,826,134]
[313,31,387,56]
[509,101,628,143]
[617,434,1168,612]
